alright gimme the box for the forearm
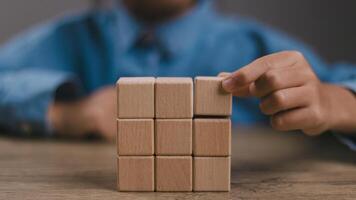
[0,70,76,136]
[47,87,117,141]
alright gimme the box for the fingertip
[222,77,235,92]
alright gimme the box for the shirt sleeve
[243,21,356,149]
[0,20,82,137]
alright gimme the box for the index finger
[222,51,300,92]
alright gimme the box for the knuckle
[299,67,313,79]
[311,107,324,126]
[261,59,274,69]
[271,115,285,130]
[287,50,304,59]
[264,71,281,88]
[238,70,249,83]
[272,91,286,109]
[256,56,274,69]
[259,101,271,115]
[303,129,322,137]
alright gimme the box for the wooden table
[1,127,356,200]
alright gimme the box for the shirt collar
[115,0,215,57]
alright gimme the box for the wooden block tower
[117,77,155,191]
[155,78,193,192]
[193,76,232,191]
[116,76,232,192]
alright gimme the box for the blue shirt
[0,1,355,141]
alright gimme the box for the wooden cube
[155,77,193,119]
[194,76,232,116]
[117,77,155,118]
[193,157,231,191]
[193,118,231,156]
[117,119,154,156]
[155,119,192,156]
[155,156,192,191]
[117,156,154,191]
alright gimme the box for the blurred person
[0,0,355,146]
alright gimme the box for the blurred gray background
[0,0,355,63]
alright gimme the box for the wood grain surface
[155,119,192,155]
[155,156,192,192]
[194,77,232,116]
[194,157,231,191]
[117,119,154,156]
[155,77,193,119]
[117,77,155,118]
[117,156,154,191]
[1,127,356,199]
[193,118,231,156]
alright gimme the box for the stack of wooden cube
[116,77,232,192]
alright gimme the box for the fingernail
[222,77,235,92]
[218,72,232,78]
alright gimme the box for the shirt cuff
[333,80,356,150]
[334,134,356,151]
[43,74,83,136]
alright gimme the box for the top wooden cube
[155,77,193,119]
[117,77,155,118]
[194,77,232,116]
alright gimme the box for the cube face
[155,78,193,119]
[155,156,192,191]
[117,77,155,118]
[193,157,231,192]
[117,156,154,191]
[155,119,192,155]
[117,119,154,156]
[194,77,232,116]
[193,119,231,156]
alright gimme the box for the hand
[48,86,116,141]
[221,51,356,135]
[83,86,117,141]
